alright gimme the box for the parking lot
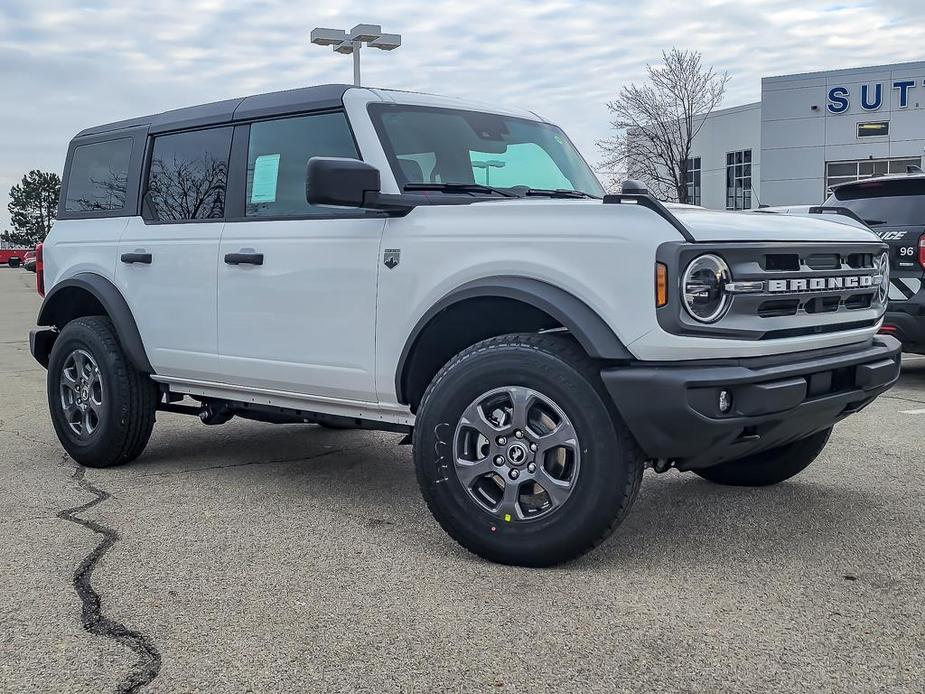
[0,265,922,693]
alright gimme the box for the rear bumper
[29,327,56,368]
[884,293,925,353]
[601,335,901,469]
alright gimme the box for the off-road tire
[47,316,157,468]
[413,333,644,567]
[694,427,832,487]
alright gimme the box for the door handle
[224,252,264,266]
[121,252,152,264]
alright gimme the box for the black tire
[8,257,20,268]
[693,427,832,487]
[413,333,644,567]
[47,316,157,468]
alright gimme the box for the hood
[666,205,880,243]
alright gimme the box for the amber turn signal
[655,262,668,307]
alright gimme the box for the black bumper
[884,294,925,353]
[29,327,56,368]
[601,336,901,470]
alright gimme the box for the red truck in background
[0,248,32,268]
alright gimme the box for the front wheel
[47,316,158,468]
[693,427,832,487]
[413,334,644,567]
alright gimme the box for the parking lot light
[310,23,402,86]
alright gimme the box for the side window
[146,127,232,221]
[65,138,133,212]
[245,112,366,217]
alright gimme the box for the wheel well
[400,297,563,412]
[41,286,107,328]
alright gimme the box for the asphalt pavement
[0,266,923,693]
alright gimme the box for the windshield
[825,178,925,227]
[368,104,604,197]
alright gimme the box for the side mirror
[306,157,381,208]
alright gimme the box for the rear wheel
[8,258,20,268]
[47,316,157,468]
[414,333,644,567]
[693,427,832,487]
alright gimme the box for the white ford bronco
[32,85,901,566]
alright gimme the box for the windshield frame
[367,102,604,199]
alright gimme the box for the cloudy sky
[0,0,922,231]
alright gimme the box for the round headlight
[876,251,889,307]
[682,254,732,323]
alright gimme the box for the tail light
[35,243,44,297]
[918,232,925,269]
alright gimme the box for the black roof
[75,84,353,138]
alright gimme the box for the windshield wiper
[403,182,519,198]
[522,188,600,199]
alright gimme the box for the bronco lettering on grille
[767,275,874,293]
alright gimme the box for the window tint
[65,138,132,212]
[827,178,925,227]
[146,127,232,221]
[246,112,365,217]
[469,143,572,189]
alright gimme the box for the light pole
[310,24,401,87]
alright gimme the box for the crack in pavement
[56,457,161,694]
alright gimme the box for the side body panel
[42,218,128,292]
[114,218,223,381]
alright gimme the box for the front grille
[656,241,888,341]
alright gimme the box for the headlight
[876,251,889,307]
[682,254,731,323]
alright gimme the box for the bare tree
[597,49,729,202]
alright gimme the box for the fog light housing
[718,389,733,414]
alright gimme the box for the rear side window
[827,178,925,227]
[65,138,132,212]
[245,112,367,218]
[146,127,232,221]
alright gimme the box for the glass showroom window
[726,150,752,210]
[825,157,923,193]
[684,157,701,206]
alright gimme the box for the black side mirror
[306,157,381,208]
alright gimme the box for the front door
[115,126,233,381]
[216,111,386,402]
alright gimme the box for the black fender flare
[36,273,153,373]
[395,276,634,404]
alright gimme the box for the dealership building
[684,59,925,211]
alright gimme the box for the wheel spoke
[459,399,499,438]
[455,457,496,488]
[82,408,94,435]
[536,422,578,454]
[508,386,534,432]
[536,468,572,507]
[498,479,522,520]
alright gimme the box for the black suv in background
[825,174,925,354]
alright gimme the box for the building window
[726,150,752,210]
[825,157,922,193]
[683,156,701,206]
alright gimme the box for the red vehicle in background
[0,247,31,268]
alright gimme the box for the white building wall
[689,60,925,210]
[689,102,761,209]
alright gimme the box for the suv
[823,174,925,354]
[31,85,901,566]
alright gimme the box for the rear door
[215,111,386,402]
[827,178,925,301]
[115,127,232,381]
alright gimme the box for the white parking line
[900,409,925,415]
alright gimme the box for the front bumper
[601,335,901,470]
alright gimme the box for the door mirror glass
[306,157,381,208]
